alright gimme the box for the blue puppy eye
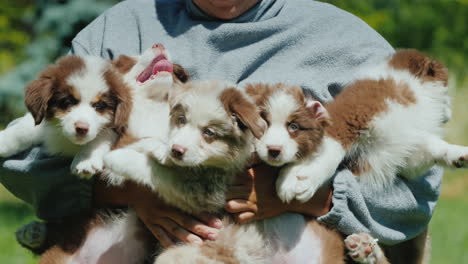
[288,122,299,132]
[203,128,215,137]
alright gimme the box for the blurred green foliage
[321,0,468,79]
[0,0,119,124]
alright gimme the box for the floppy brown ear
[104,70,132,135]
[24,77,54,125]
[173,64,189,83]
[220,88,266,139]
[390,49,448,85]
[112,55,137,74]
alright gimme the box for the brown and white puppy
[251,49,461,264]
[37,44,190,264]
[0,55,131,177]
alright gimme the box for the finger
[225,186,251,200]
[169,214,219,241]
[225,199,256,213]
[196,212,223,229]
[159,217,203,245]
[234,212,256,224]
[147,223,175,248]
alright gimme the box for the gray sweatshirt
[0,0,441,245]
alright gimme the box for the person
[1,0,441,258]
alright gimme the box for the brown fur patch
[306,220,345,264]
[287,105,327,159]
[112,55,137,74]
[25,56,85,125]
[244,82,285,107]
[103,69,132,135]
[325,78,416,149]
[220,88,265,139]
[173,63,190,83]
[389,49,448,86]
[112,133,140,149]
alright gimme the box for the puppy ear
[172,64,189,83]
[306,100,331,126]
[24,77,54,125]
[112,55,137,74]
[220,88,266,139]
[104,70,132,135]
[390,49,448,85]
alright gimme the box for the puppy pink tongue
[137,67,152,83]
[153,60,173,74]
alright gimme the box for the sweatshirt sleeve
[0,120,94,221]
[318,167,442,245]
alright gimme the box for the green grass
[0,190,37,263]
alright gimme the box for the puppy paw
[276,164,324,203]
[294,177,323,203]
[71,157,104,178]
[452,154,468,168]
[276,171,301,203]
[345,233,381,264]
[446,146,468,168]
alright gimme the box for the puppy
[104,79,353,264]
[37,44,190,264]
[250,49,460,263]
[0,55,131,177]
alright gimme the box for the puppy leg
[424,136,468,168]
[0,113,43,157]
[345,233,389,264]
[276,136,345,203]
[71,129,118,178]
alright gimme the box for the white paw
[276,165,323,203]
[446,146,468,168]
[451,153,468,168]
[345,233,380,264]
[276,167,302,203]
[294,177,323,203]
[71,157,104,178]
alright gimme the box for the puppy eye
[203,128,215,137]
[58,96,78,109]
[92,101,108,111]
[178,116,187,125]
[288,122,299,132]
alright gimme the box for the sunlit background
[0,0,467,263]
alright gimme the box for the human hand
[93,179,222,248]
[224,163,333,224]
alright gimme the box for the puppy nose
[74,121,89,136]
[152,43,165,50]
[267,145,283,158]
[171,144,187,159]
